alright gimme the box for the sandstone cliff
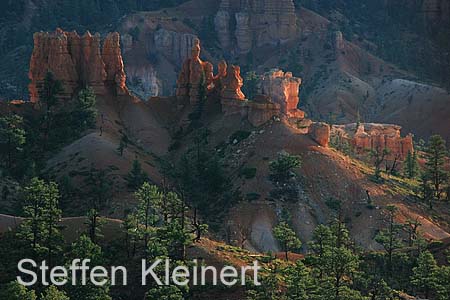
[215,0,298,54]
[260,69,304,119]
[332,123,414,160]
[29,29,128,102]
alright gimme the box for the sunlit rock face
[176,39,216,105]
[29,29,128,102]
[309,122,331,147]
[260,69,304,119]
[221,65,246,101]
[332,123,414,160]
[215,0,298,54]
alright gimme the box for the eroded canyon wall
[215,0,298,54]
[29,29,128,103]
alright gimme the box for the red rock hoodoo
[332,123,414,160]
[260,69,304,119]
[221,65,246,101]
[176,38,217,105]
[29,29,128,103]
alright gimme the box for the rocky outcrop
[215,9,231,50]
[29,29,129,102]
[309,122,331,147]
[102,32,128,95]
[215,0,298,54]
[221,65,246,101]
[260,69,304,118]
[221,96,280,127]
[332,123,414,160]
[154,28,198,66]
[235,12,252,54]
[176,38,215,105]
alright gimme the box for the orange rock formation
[309,122,331,147]
[260,69,304,118]
[332,123,414,160]
[176,39,216,105]
[221,65,246,101]
[29,29,128,103]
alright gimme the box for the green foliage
[40,286,70,300]
[146,285,184,300]
[66,235,111,300]
[85,209,105,244]
[273,222,302,261]
[436,266,450,300]
[403,151,419,179]
[269,152,302,182]
[17,177,63,263]
[0,114,26,170]
[411,251,439,299]
[329,134,353,156]
[370,147,390,182]
[229,130,251,144]
[374,206,403,274]
[242,71,259,101]
[174,130,233,222]
[134,183,163,258]
[0,281,37,300]
[87,168,112,211]
[423,135,448,203]
[126,159,148,189]
[246,265,284,300]
[240,167,257,179]
[284,261,318,299]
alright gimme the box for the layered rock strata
[332,123,414,160]
[176,39,216,105]
[215,0,298,54]
[221,65,246,101]
[260,69,304,118]
[29,29,128,102]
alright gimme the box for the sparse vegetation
[269,152,302,182]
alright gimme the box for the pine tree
[40,286,70,300]
[40,72,63,150]
[375,205,403,275]
[17,178,63,263]
[66,235,111,300]
[0,281,37,300]
[411,251,439,299]
[74,87,97,132]
[424,135,447,201]
[403,151,419,179]
[321,246,360,300]
[126,159,148,189]
[436,266,450,300]
[146,286,184,300]
[135,183,162,258]
[0,115,26,169]
[284,260,318,300]
[273,221,302,261]
[269,152,302,182]
[85,208,104,244]
[370,147,390,181]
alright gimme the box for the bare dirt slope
[203,117,450,252]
